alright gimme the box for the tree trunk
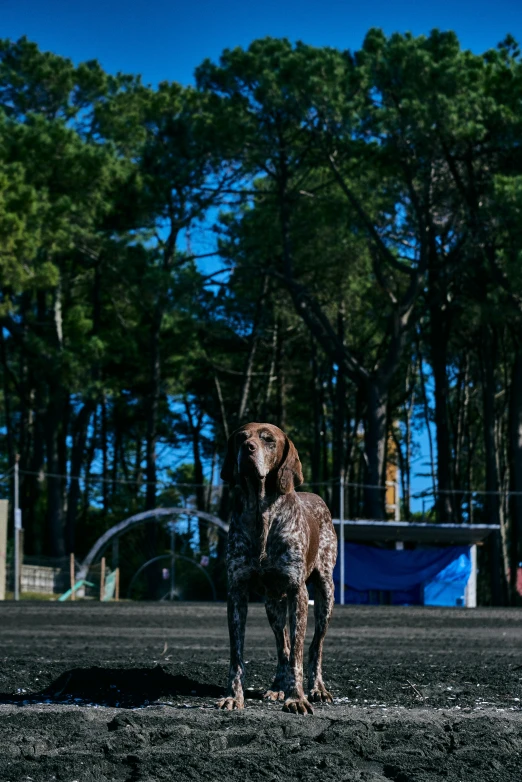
[65,402,94,553]
[146,313,161,511]
[262,321,278,420]
[185,401,207,553]
[416,337,437,503]
[480,327,505,605]
[237,276,268,424]
[364,379,388,519]
[111,404,121,505]
[332,309,346,518]
[310,338,322,494]
[275,320,286,431]
[22,382,46,556]
[320,379,330,508]
[45,384,66,557]
[193,425,207,552]
[81,409,97,528]
[430,304,454,521]
[0,329,14,466]
[101,393,109,513]
[134,435,143,503]
[145,312,161,598]
[508,340,522,605]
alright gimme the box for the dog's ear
[277,435,304,494]
[220,430,238,485]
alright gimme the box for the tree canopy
[2,31,522,603]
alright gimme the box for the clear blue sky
[4,0,518,510]
[3,0,521,87]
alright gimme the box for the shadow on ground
[0,666,234,707]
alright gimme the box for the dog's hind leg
[307,571,334,703]
[263,596,289,701]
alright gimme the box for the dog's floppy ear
[220,430,238,485]
[277,435,304,494]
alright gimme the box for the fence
[1,457,515,605]
[4,554,120,601]
[6,555,76,597]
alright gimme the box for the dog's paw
[263,689,285,702]
[309,685,333,704]
[282,695,314,715]
[216,696,244,711]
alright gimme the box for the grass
[4,591,57,601]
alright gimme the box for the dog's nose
[246,440,257,452]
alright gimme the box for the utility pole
[14,455,22,601]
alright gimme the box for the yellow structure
[385,437,399,519]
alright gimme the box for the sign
[14,509,22,530]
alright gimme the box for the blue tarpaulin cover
[423,552,471,606]
[333,543,471,606]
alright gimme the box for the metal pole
[70,552,75,601]
[465,544,477,608]
[100,556,106,601]
[14,455,21,601]
[340,472,345,606]
[170,524,175,601]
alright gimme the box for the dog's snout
[246,440,257,452]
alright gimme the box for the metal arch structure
[126,553,218,601]
[77,507,229,581]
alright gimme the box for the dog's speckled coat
[217,423,337,715]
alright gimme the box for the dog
[217,422,337,715]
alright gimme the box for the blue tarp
[333,543,471,606]
[424,552,471,607]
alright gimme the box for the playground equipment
[76,507,229,601]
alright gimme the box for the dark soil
[1,602,522,781]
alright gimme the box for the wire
[11,465,522,498]
[0,465,14,483]
[18,468,205,489]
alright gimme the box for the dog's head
[220,422,303,494]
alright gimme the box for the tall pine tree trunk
[430,304,454,521]
[480,327,505,605]
[146,313,161,511]
[311,338,322,495]
[332,308,346,518]
[66,404,94,552]
[509,339,522,605]
[364,379,388,519]
[46,382,66,557]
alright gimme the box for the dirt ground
[0,602,522,782]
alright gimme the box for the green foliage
[2,31,522,603]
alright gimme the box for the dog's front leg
[282,583,313,715]
[217,582,249,710]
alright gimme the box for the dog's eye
[260,434,275,445]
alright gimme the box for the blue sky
[4,0,517,513]
[3,0,521,88]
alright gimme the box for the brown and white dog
[217,422,337,715]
